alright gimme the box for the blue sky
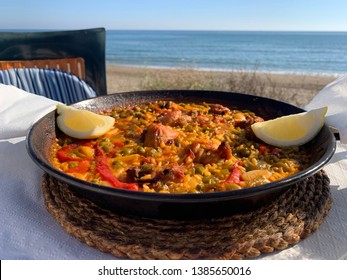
[1,0,347,31]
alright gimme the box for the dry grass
[141,68,219,91]
[106,65,335,107]
[223,71,330,107]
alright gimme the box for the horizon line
[1,28,347,33]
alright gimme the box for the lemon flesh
[251,107,327,147]
[56,104,115,139]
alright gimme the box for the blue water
[106,30,347,75]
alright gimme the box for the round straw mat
[42,170,332,260]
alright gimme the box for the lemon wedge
[56,104,115,139]
[251,107,327,147]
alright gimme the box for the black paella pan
[26,90,336,219]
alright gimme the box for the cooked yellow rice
[51,101,310,193]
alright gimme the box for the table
[1,137,347,260]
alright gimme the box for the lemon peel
[251,107,327,147]
[56,104,115,139]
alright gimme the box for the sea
[106,30,347,76]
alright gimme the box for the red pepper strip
[57,144,93,162]
[223,162,242,185]
[66,160,90,174]
[95,145,139,191]
[113,141,125,147]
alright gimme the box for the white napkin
[0,84,60,140]
[305,74,347,144]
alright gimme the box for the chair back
[0,68,96,104]
[0,57,86,80]
[0,28,106,96]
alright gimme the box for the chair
[0,68,96,104]
[0,28,106,96]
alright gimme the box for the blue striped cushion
[0,68,97,104]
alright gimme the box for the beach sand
[106,65,336,108]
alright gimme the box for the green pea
[68,162,78,168]
[100,138,110,143]
[195,165,205,175]
[137,146,146,154]
[236,146,251,157]
[112,160,123,169]
[141,164,153,171]
[121,148,132,155]
[146,148,157,157]
[207,178,217,185]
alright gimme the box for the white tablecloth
[1,137,347,260]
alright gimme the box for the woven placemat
[42,170,332,260]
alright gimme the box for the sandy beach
[106,65,336,108]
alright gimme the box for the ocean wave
[106,62,342,77]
